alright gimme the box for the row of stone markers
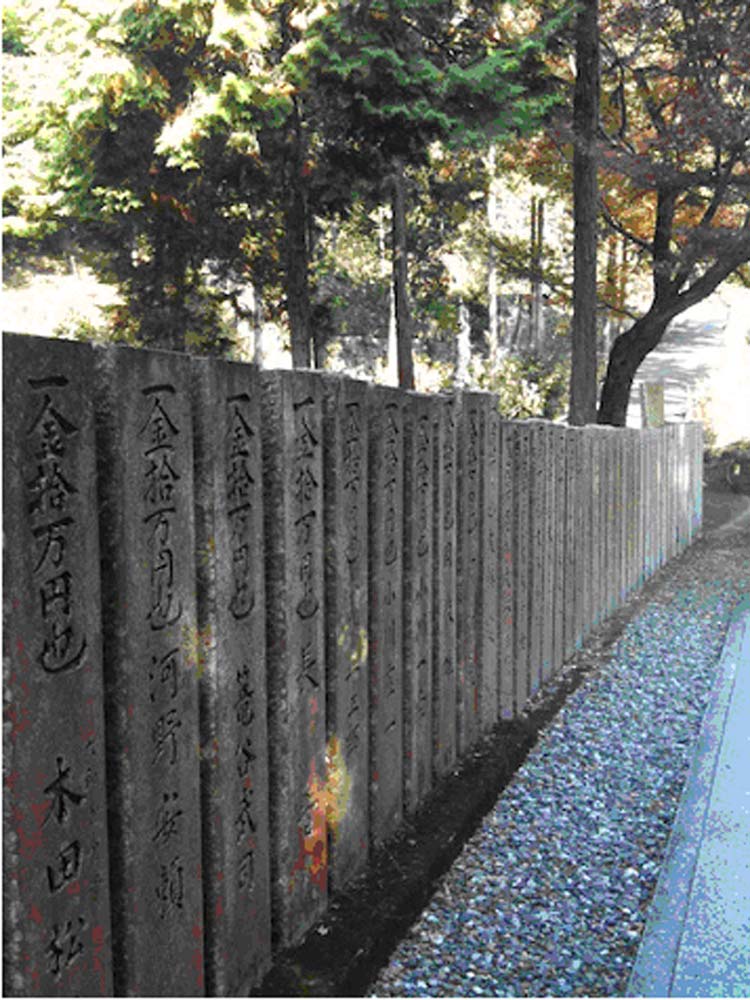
[3,333,703,998]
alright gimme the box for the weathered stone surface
[644,429,656,578]
[579,428,596,637]
[577,431,590,640]
[668,425,678,559]
[639,432,649,583]
[656,428,666,568]
[368,386,404,845]
[93,343,203,996]
[456,394,484,751]
[498,422,515,719]
[322,375,370,889]
[691,423,703,540]
[681,426,689,546]
[526,423,544,694]
[541,423,555,683]
[628,430,641,594]
[3,333,113,997]
[557,426,572,667]
[528,420,551,694]
[637,432,647,587]
[648,429,657,572]
[512,425,531,713]
[615,432,626,605]
[433,397,458,769]
[481,403,500,727]
[432,396,457,776]
[591,429,606,627]
[623,431,634,595]
[193,358,271,996]
[403,393,434,812]
[640,381,665,427]
[260,371,327,948]
[545,424,564,679]
[604,429,617,616]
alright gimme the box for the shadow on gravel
[255,475,749,999]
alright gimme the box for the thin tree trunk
[487,144,499,369]
[530,197,545,353]
[569,0,600,425]
[378,205,398,383]
[284,182,312,368]
[391,157,415,389]
[253,281,265,367]
[510,294,524,349]
[456,298,471,387]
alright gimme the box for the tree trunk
[569,0,600,426]
[510,293,524,349]
[530,196,545,353]
[487,144,499,369]
[598,309,671,426]
[391,157,415,390]
[284,182,312,368]
[378,205,399,384]
[456,298,471,387]
[253,281,265,367]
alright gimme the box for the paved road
[625,287,750,445]
[627,587,750,997]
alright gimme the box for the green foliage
[2,5,30,54]
[6,0,573,367]
[485,353,572,420]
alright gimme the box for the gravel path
[370,514,750,998]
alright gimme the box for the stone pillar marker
[606,430,617,615]
[624,431,634,595]
[694,423,703,538]
[456,394,484,752]
[368,386,404,845]
[616,432,627,605]
[433,397,458,770]
[557,426,572,666]
[656,429,665,568]
[646,429,657,577]
[260,371,327,948]
[592,430,605,626]
[481,402,500,727]
[526,422,545,694]
[192,358,271,996]
[653,429,661,573]
[630,430,641,594]
[403,393,435,811]
[678,424,689,550]
[3,333,113,998]
[93,343,203,996]
[668,424,681,559]
[637,432,647,586]
[498,422,515,719]
[541,423,556,683]
[512,425,531,713]
[573,428,591,649]
[322,376,370,889]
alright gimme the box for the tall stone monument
[3,333,113,997]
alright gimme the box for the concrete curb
[627,595,750,998]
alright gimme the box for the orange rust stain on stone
[288,738,352,894]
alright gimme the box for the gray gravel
[369,572,749,997]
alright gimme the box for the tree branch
[652,186,677,301]
[673,210,750,313]
[599,196,653,254]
